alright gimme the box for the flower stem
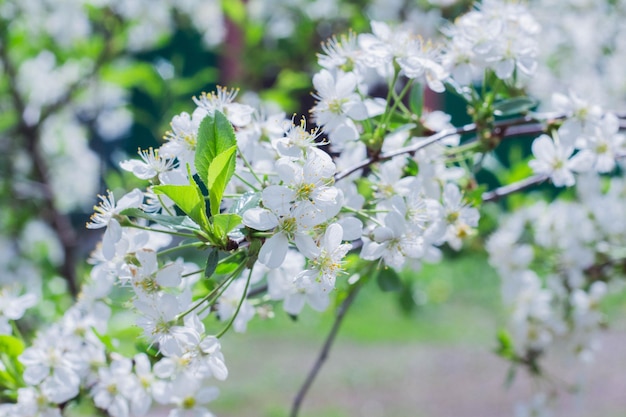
[238,147,265,186]
[126,223,198,239]
[157,194,175,216]
[234,172,260,192]
[157,242,206,258]
[176,262,246,321]
[216,266,253,338]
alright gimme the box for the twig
[247,284,268,298]
[482,174,549,202]
[0,37,81,297]
[0,21,118,298]
[334,113,559,182]
[290,283,363,417]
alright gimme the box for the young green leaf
[376,268,403,292]
[195,110,237,188]
[207,145,238,217]
[119,208,201,231]
[495,329,516,360]
[212,213,242,237]
[229,191,261,215]
[215,252,246,275]
[0,335,25,357]
[409,83,424,117]
[153,178,210,232]
[205,248,219,278]
[493,96,538,117]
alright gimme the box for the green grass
[211,251,626,417]
[240,252,504,346]
[212,252,504,416]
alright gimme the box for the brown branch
[0,35,80,296]
[482,174,549,202]
[247,284,268,298]
[334,113,560,182]
[334,121,479,181]
[0,15,122,298]
[290,283,363,417]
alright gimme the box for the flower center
[296,183,315,201]
[279,216,297,238]
[182,396,196,409]
[328,98,347,115]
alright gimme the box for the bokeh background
[2,0,626,416]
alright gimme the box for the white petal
[259,233,289,269]
[283,293,306,315]
[531,135,556,161]
[242,208,278,231]
[323,224,344,252]
[136,250,158,275]
[116,188,144,212]
[262,185,296,215]
[568,150,594,173]
[307,289,331,312]
[208,354,229,381]
[156,263,183,288]
[337,217,363,241]
[335,71,358,98]
[312,70,336,98]
[372,226,394,242]
[103,219,122,260]
[153,358,175,378]
[295,234,320,259]
[494,59,515,79]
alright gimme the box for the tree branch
[334,113,561,182]
[290,283,363,417]
[0,34,80,296]
[0,16,122,298]
[482,174,549,202]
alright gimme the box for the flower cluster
[443,0,540,85]
[488,173,626,398]
[528,0,626,110]
[3,1,626,417]
[529,92,626,187]
[4,28,482,409]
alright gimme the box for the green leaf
[465,184,487,208]
[355,178,374,202]
[0,335,24,357]
[397,282,417,315]
[91,327,115,352]
[493,96,538,117]
[275,69,311,92]
[215,252,245,275]
[229,191,261,215]
[222,0,247,25]
[119,208,200,231]
[212,213,242,236]
[376,268,403,292]
[207,145,238,217]
[101,61,163,97]
[409,83,424,117]
[205,248,219,279]
[195,111,237,189]
[405,158,419,177]
[170,68,218,96]
[495,329,516,360]
[153,177,210,232]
